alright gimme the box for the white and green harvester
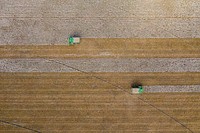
[131,84,144,94]
[68,36,80,46]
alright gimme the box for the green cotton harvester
[68,36,80,46]
[131,83,144,94]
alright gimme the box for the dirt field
[0,72,200,133]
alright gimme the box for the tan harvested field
[0,72,200,132]
[0,39,200,132]
[0,39,200,58]
[1,72,200,86]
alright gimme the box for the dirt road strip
[0,39,200,58]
